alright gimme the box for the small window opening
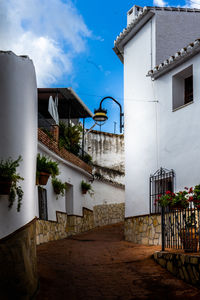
[184,75,193,104]
[172,65,193,110]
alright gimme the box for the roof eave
[148,44,200,80]
[113,10,154,61]
[67,88,94,118]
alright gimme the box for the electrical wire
[75,90,158,103]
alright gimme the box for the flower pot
[0,181,12,195]
[180,228,199,252]
[38,172,50,185]
[53,187,60,195]
[82,189,87,194]
[171,205,184,210]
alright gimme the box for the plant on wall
[52,177,67,198]
[81,180,93,195]
[36,154,59,185]
[0,156,24,212]
[59,121,82,156]
[82,152,92,165]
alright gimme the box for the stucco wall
[155,55,200,192]
[37,142,93,219]
[0,51,37,238]
[85,130,125,185]
[91,179,125,206]
[124,17,157,217]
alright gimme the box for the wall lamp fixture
[93,96,124,133]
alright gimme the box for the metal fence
[161,204,200,252]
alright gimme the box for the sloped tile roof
[114,6,200,62]
[147,39,200,79]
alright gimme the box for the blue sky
[1,0,198,133]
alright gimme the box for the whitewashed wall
[89,180,125,206]
[37,143,93,220]
[85,130,124,172]
[124,17,157,217]
[155,55,200,192]
[0,52,37,238]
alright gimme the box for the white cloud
[186,0,200,8]
[0,0,91,86]
[153,0,168,6]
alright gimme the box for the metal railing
[38,114,92,165]
[161,204,200,252]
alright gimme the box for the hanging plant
[81,180,92,195]
[36,154,59,185]
[52,177,67,198]
[0,156,24,212]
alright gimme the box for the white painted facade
[36,142,125,220]
[114,5,200,218]
[0,52,37,238]
[124,16,157,217]
[36,143,93,220]
[91,180,125,206]
[155,55,200,192]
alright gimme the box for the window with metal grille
[38,187,48,220]
[149,167,175,214]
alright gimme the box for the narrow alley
[36,223,200,299]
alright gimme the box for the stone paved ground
[36,223,200,300]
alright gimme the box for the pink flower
[184,187,188,190]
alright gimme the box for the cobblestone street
[36,223,200,299]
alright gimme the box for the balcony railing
[38,113,92,165]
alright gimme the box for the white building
[0,52,125,298]
[114,5,200,243]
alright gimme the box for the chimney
[127,5,143,26]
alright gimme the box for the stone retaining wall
[154,251,200,285]
[0,219,38,299]
[124,214,161,245]
[36,203,125,245]
[94,203,125,227]
[36,208,94,245]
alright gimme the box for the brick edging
[38,128,92,174]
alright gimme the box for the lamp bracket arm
[99,96,122,114]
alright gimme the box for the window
[150,167,175,214]
[38,187,48,220]
[172,65,193,110]
[184,75,193,104]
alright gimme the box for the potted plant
[81,180,92,194]
[52,177,67,198]
[155,189,189,209]
[180,212,199,252]
[192,185,200,208]
[0,156,24,211]
[37,154,59,185]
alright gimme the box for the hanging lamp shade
[93,108,108,122]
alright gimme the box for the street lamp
[93,96,124,133]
